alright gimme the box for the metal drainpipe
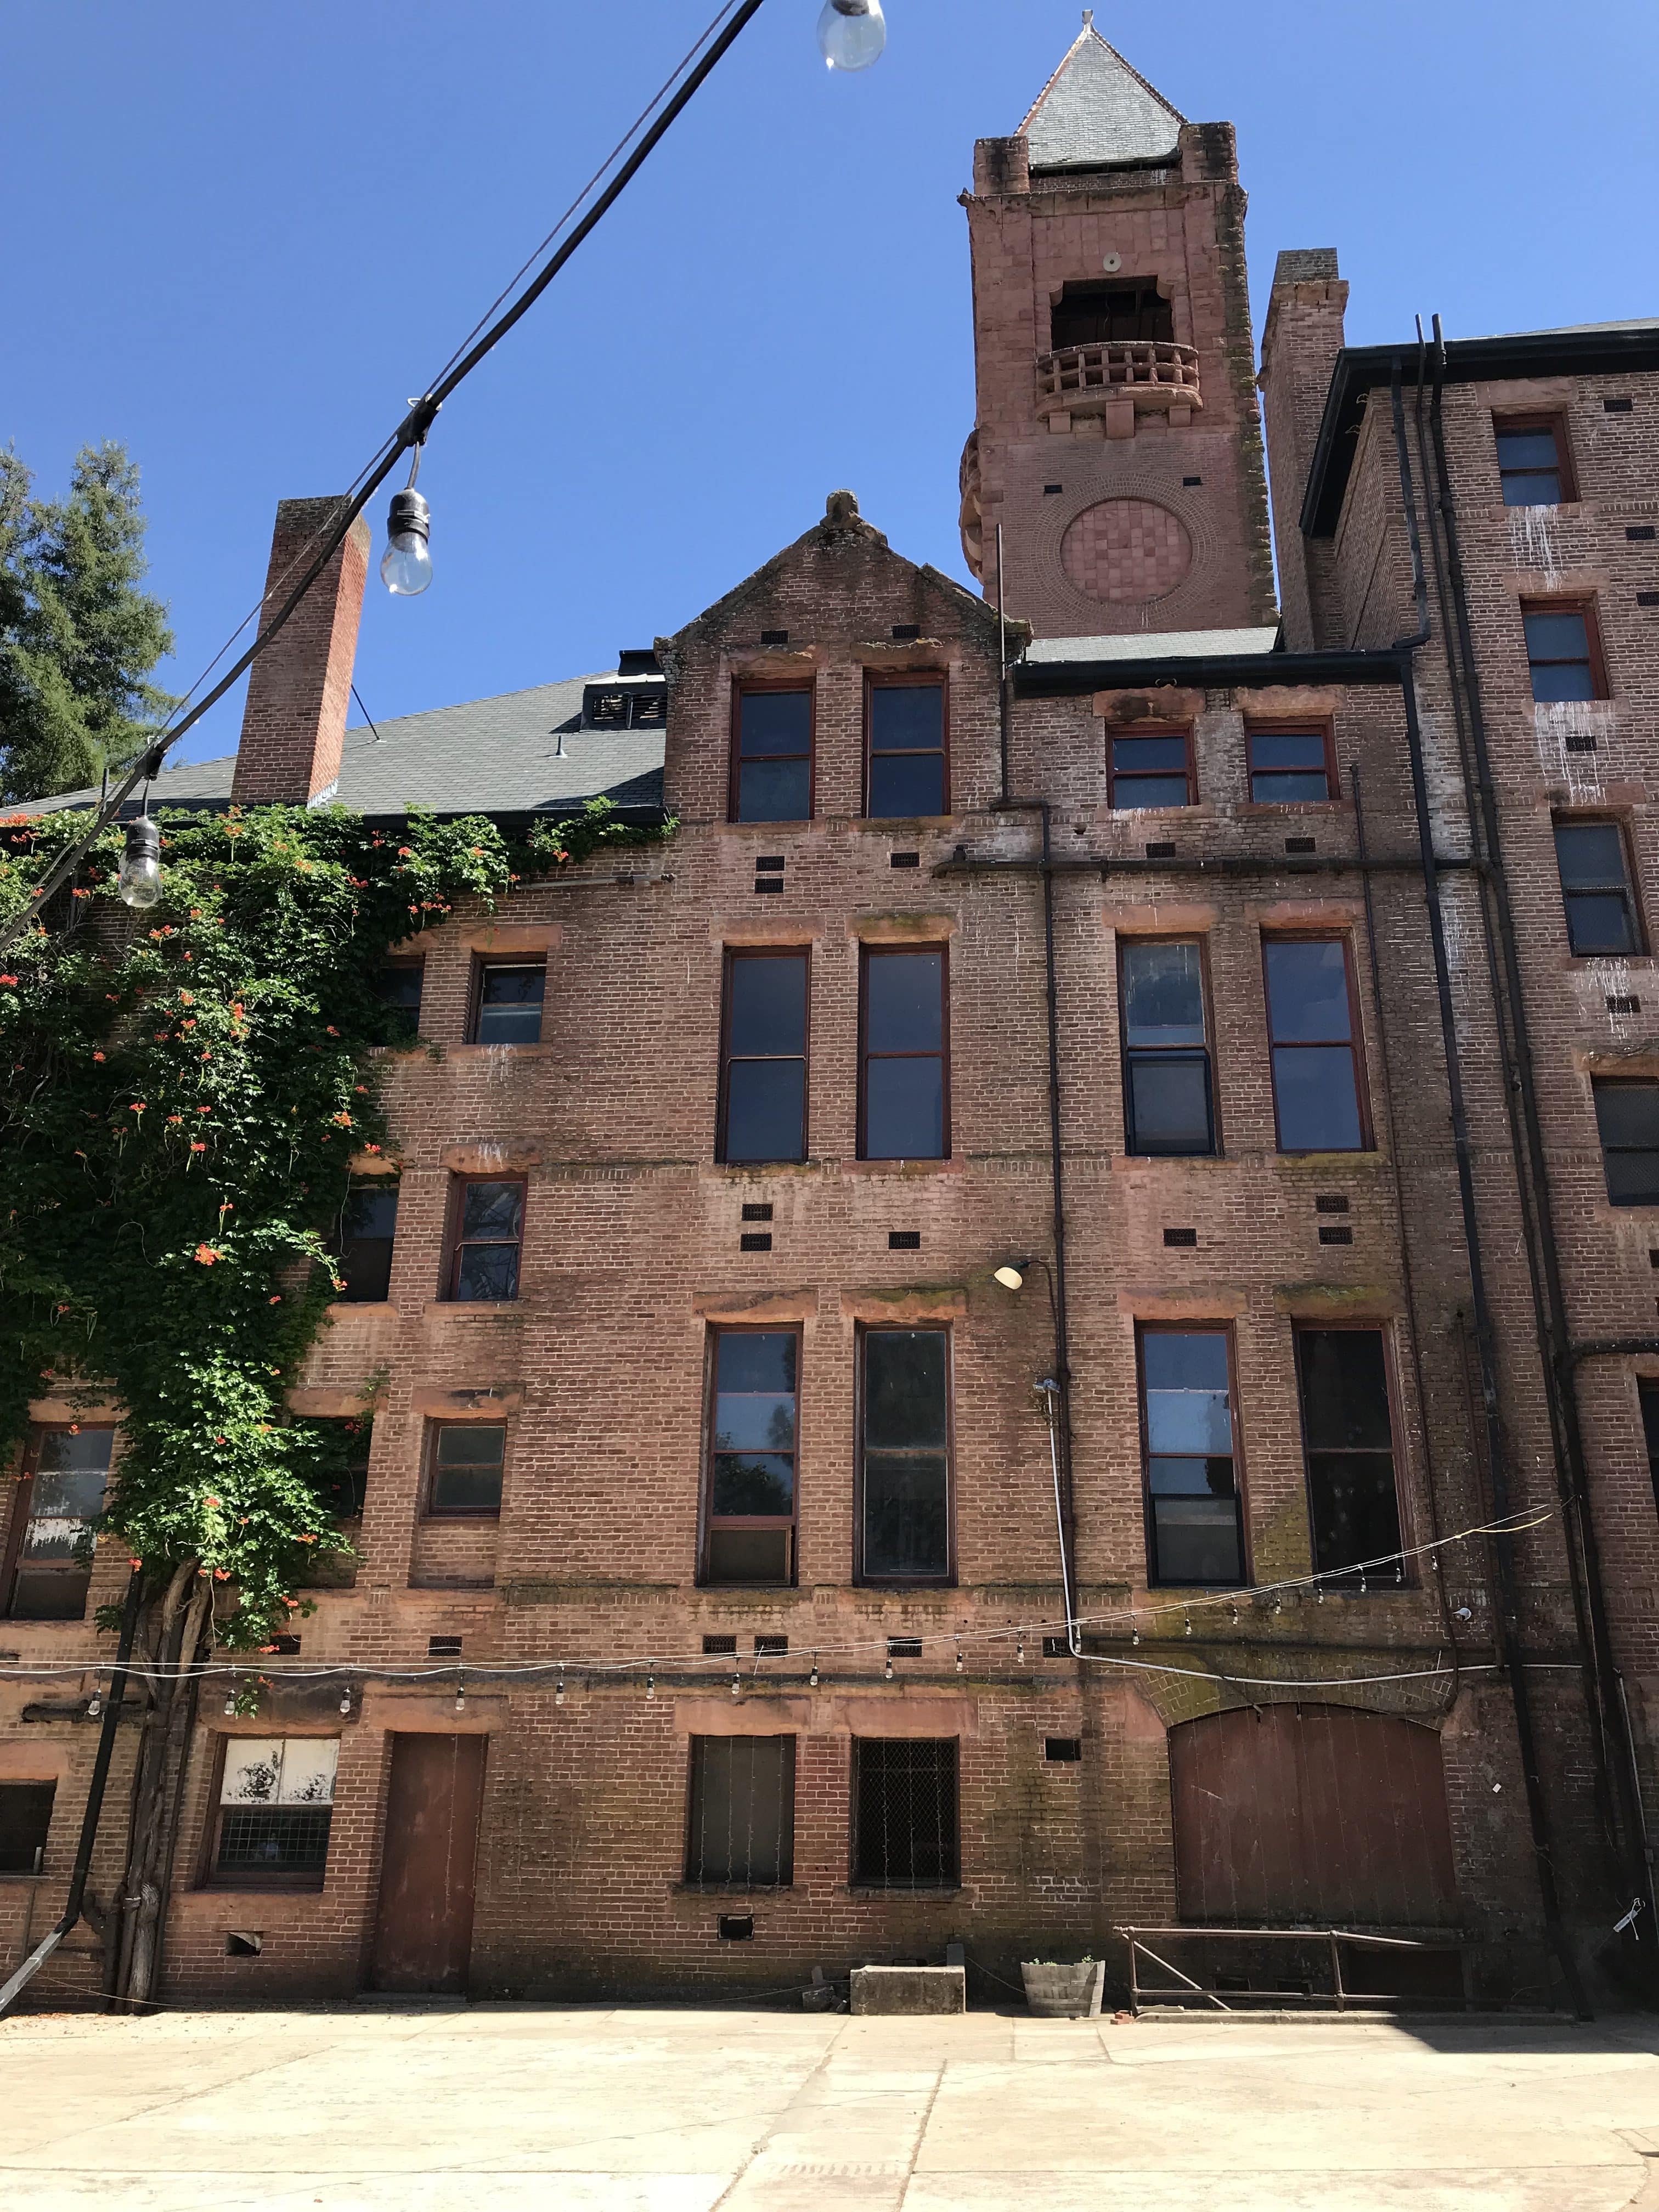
[0,1567,143,2019]
[1422,323,1645,1933]
[1386,364,1588,2016]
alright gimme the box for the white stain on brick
[1508,504,1562,587]
[1534,699,1609,798]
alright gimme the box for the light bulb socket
[125,816,160,865]
[831,0,870,12]
[387,488,430,545]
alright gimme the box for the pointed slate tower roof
[1018,12,1185,170]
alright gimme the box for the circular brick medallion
[1060,498,1193,604]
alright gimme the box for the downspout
[1386,365,1588,2015]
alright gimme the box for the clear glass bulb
[119,819,163,909]
[818,0,885,71]
[381,532,433,597]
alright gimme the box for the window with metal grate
[853,1738,959,1888]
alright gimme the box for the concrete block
[850,1965,966,2016]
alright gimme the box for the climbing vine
[0,794,672,1649]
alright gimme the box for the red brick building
[7,19,1659,2012]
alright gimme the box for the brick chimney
[1259,249,1349,651]
[230,496,371,806]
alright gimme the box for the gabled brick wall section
[1259,248,1349,650]
[230,497,371,808]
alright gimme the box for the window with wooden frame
[334,1181,398,1304]
[1638,1380,1659,1522]
[1553,818,1644,956]
[0,1782,55,1877]
[1246,724,1335,804]
[685,1735,795,1887]
[208,1737,337,1889]
[859,945,949,1161]
[703,1327,799,1587]
[866,673,947,819]
[3,1426,112,1621]
[1494,415,1575,507]
[1119,938,1216,1156]
[858,1327,952,1584]
[1592,1079,1659,1207]
[446,1177,525,1301]
[425,1422,507,1517]
[1522,600,1607,703]
[375,958,425,1042]
[731,683,813,823]
[468,958,545,1046]
[1262,936,1368,1153]
[1108,726,1194,810]
[1139,1326,1245,1588]
[718,950,809,1165]
[1295,1327,1404,1583]
[852,1737,959,1889]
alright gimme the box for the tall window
[719,951,809,1164]
[1523,602,1606,703]
[1639,1380,1659,1520]
[3,1427,112,1621]
[335,1182,398,1304]
[686,1736,795,1887]
[1296,1328,1403,1581]
[1247,726,1333,804]
[860,947,948,1160]
[1139,1328,1244,1587]
[1263,938,1366,1153]
[470,960,545,1045]
[704,1329,798,1586]
[732,685,812,822]
[1109,728,1193,810]
[1495,416,1572,506]
[1554,820,1642,955]
[853,1739,959,1889]
[866,676,947,818]
[375,959,424,1042]
[211,1738,337,1888]
[448,1178,525,1301]
[426,1423,506,1516]
[0,1783,56,1877]
[860,1328,951,1583]
[1592,1079,1659,1207]
[1120,939,1215,1156]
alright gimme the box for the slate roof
[24,672,667,822]
[1018,16,1185,171]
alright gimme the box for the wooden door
[370,1733,487,1994]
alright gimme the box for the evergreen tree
[0,441,178,802]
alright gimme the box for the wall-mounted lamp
[993,1259,1030,1292]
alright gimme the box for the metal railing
[1037,340,1201,417]
[1118,1925,1468,2014]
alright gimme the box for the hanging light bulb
[338,1685,352,1716]
[555,1669,566,1707]
[817,0,885,71]
[224,1690,237,1716]
[381,487,433,596]
[119,815,163,909]
[1015,1635,1025,1665]
[731,1666,742,1699]
[646,1668,656,1700]
[454,1672,466,1716]
[884,1655,894,1681]
[953,1641,964,1675]
[809,1655,820,1689]
[1131,1627,1140,1646]
[86,1689,103,1719]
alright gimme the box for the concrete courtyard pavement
[7,2006,1659,2210]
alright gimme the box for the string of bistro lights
[0,1508,1551,1711]
[3,0,895,947]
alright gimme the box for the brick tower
[959,13,1276,639]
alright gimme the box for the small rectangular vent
[760,629,789,645]
[1041,1635,1068,1658]
[719,1914,755,1941]
[1639,592,1659,608]
[1607,995,1641,1015]
[1045,1737,1083,1763]
[1163,1227,1198,1248]
[428,1635,462,1658]
[890,851,920,868]
[1318,1225,1354,1246]
[1565,733,1598,752]
[1606,397,1634,413]
[890,624,922,641]
[889,1229,921,1250]
[742,1202,774,1222]
[753,878,785,895]
[225,1932,263,1957]
[1043,483,1064,495]
[1285,836,1316,855]
[754,1634,788,1656]
[269,1635,301,1657]
[886,1637,923,1660]
[1315,1194,1350,1214]
[755,856,786,872]
[1649,1250,1659,1269]
[1182,475,1203,487]
[1628,526,1657,541]
[740,1232,774,1252]
[1145,840,1176,860]
[702,1635,738,1656]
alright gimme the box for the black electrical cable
[1,0,769,955]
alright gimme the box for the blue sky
[3,1,1654,764]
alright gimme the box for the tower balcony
[1036,340,1203,427]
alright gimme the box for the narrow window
[686,1736,795,1886]
[852,1738,959,1888]
[1496,416,1572,507]
[1120,939,1215,1156]
[448,1177,525,1301]
[1246,726,1333,804]
[1140,1328,1244,1587]
[1554,820,1642,955]
[1109,728,1193,810]
[866,676,947,819]
[426,1423,506,1516]
[860,1328,951,1583]
[335,1182,398,1304]
[719,950,808,1164]
[1296,1328,1403,1582]
[1263,938,1366,1153]
[1639,1380,1659,1520]
[704,1328,798,1586]
[1593,1079,1659,1206]
[470,959,545,1045]
[211,1738,337,1888]
[3,1427,112,1621]
[375,958,424,1042]
[1523,602,1606,703]
[732,685,812,823]
[0,1782,56,1876]
[860,947,948,1161]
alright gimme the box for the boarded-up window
[1170,1705,1457,1927]
[212,1737,338,1888]
[0,1781,55,1875]
[686,1736,795,1887]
